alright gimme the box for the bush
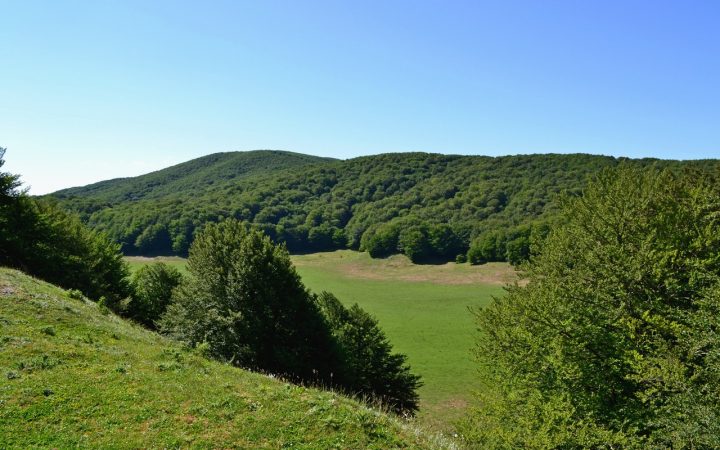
[127,263,182,328]
[317,292,422,415]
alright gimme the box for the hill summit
[53,150,334,203]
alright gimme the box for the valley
[127,250,516,431]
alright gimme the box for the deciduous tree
[462,167,720,448]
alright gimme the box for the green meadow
[127,250,514,430]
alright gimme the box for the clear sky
[2,0,718,194]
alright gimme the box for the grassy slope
[126,251,512,431]
[0,268,448,449]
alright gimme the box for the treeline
[50,151,716,264]
[0,148,129,302]
[1,149,421,414]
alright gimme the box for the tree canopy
[160,219,338,382]
[461,167,720,448]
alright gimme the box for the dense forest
[50,150,720,263]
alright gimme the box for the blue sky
[1,0,718,194]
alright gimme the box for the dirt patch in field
[293,251,520,286]
[125,256,186,263]
[0,285,16,296]
[337,261,518,286]
[417,396,472,433]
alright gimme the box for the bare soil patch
[294,251,519,286]
[1,285,16,296]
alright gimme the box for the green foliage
[0,150,129,302]
[127,262,182,328]
[51,151,714,263]
[133,223,172,254]
[361,224,400,258]
[398,226,430,263]
[160,219,341,384]
[317,292,422,415]
[461,167,720,448]
[0,147,22,200]
[467,230,503,264]
[467,225,544,266]
[160,221,422,415]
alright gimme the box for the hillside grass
[127,250,513,431]
[0,268,449,449]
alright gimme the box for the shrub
[128,263,182,328]
[317,292,422,415]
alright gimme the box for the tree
[398,226,429,263]
[0,147,28,263]
[467,230,505,264]
[133,223,172,254]
[361,224,399,258]
[28,200,131,303]
[427,224,464,260]
[504,226,531,266]
[0,147,22,200]
[317,292,422,415]
[461,167,720,448]
[160,219,341,384]
[160,219,422,415]
[127,262,182,328]
[0,149,129,302]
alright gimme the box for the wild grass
[0,268,448,448]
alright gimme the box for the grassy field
[0,268,448,448]
[127,250,515,431]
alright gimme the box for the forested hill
[49,151,719,262]
[53,150,334,203]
